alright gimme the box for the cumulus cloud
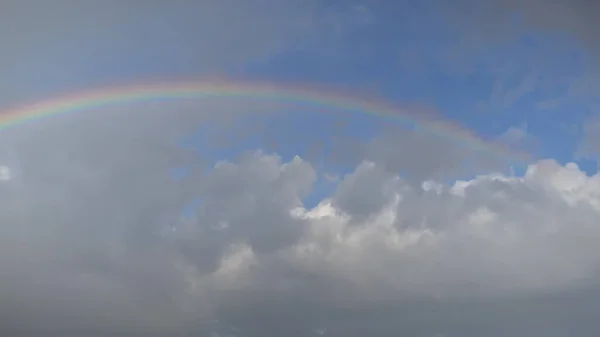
[293,159,600,296]
[186,153,600,336]
[0,98,599,335]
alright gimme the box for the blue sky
[195,5,596,177]
[145,3,600,208]
[5,1,599,210]
[3,2,595,175]
[240,19,590,168]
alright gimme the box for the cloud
[576,113,600,162]
[199,154,600,336]
[292,159,600,297]
[497,122,539,155]
[436,0,600,102]
[386,0,599,124]
[0,98,291,334]
[479,73,539,114]
[0,99,599,335]
[0,166,10,181]
[0,0,370,106]
[2,2,600,335]
[437,0,600,55]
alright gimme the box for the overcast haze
[2,1,600,336]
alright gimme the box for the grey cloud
[394,0,600,118]
[2,100,600,335]
[535,97,563,111]
[331,161,400,221]
[210,155,600,336]
[0,99,291,335]
[501,73,538,108]
[364,126,510,184]
[501,0,600,57]
[576,113,600,162]
[437,0,600,57]
[0,0,369,106]
[174,150,317,274]
[483,73,539,112]
[497,122,540,155]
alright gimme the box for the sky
[2,0,600,336]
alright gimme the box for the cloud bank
[0,99,599,336]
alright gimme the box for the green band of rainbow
[0,79,531,162]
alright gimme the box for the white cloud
[287,158,600,299]
[202,151,600,336]
[0,166,10,181]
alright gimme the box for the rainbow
[0,79,530,162]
